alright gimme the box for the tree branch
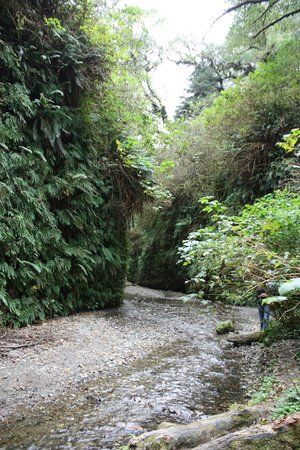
[171,58,198,66]
[251,0,281,26]
[277,300,300,323]
[211,1,269,28]
[252,7,300,38]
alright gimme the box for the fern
[0,0,149,326]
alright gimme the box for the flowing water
[0,295,257,449]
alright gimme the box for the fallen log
[129,406,266,449]
[194,414,300,449]
[157,422,177,430]
[226,331,264,346]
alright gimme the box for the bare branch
[277,300,300,323]
[171,58,198,67]
[251,0,281,26]
[211,1,269,28]
[252,7,300,38]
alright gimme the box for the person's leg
[258,305,264,330]
[262,305,270,330]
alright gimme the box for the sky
[120,0,233,117]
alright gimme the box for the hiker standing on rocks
[255,288,270,331]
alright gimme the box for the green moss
[216,320,235,335]
[231,426,300,449]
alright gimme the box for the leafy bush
[279,278,300,296]
[262,278,300,327]
[130,39,300,293]
[204,39,300,205]
[263,321,300,344]
[179,192,300,305]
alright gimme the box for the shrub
[131,41,300,291]
[179,192,300,305]
[262,278,300,327]
[203,40,300,205]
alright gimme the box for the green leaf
[279,278,300,296]
[262,296,288,305]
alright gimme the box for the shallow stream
[0,295,257,449]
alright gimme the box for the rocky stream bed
[0,286,298,449]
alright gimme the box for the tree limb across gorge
[251,7,300,38]
[210,1,300,41]
[211,0,270,27]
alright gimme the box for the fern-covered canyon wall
[0,0,157,326]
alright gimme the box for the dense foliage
[129,198,203,290]
[1,0,299,333]
[129,0,300,329]
[175,0,300,118]
[131,40,300,291]
[179,193,300,307]
[203,40,300,204]
[0,0,160,326]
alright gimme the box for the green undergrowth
[179,191,300,308]
[129,198,204,291]
[129,40,300,298]
[249,375,277,406]
[263,321,300,345]
[0,7,123,325]
[271,384,300,420]
[249,361,300,420]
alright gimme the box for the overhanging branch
[211,0,269,28]
[251,7,300,38]
[251,0,281,26]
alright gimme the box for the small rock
[123,422,144,436]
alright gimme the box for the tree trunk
[226,331,264,345]
[129,406,266,449]
[195,416,300,449]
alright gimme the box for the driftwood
[226,331,264,346]
[0,340,44,350]
[195,414,300,449]
[129,406,265,449]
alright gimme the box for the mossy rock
[216,320,235,335]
